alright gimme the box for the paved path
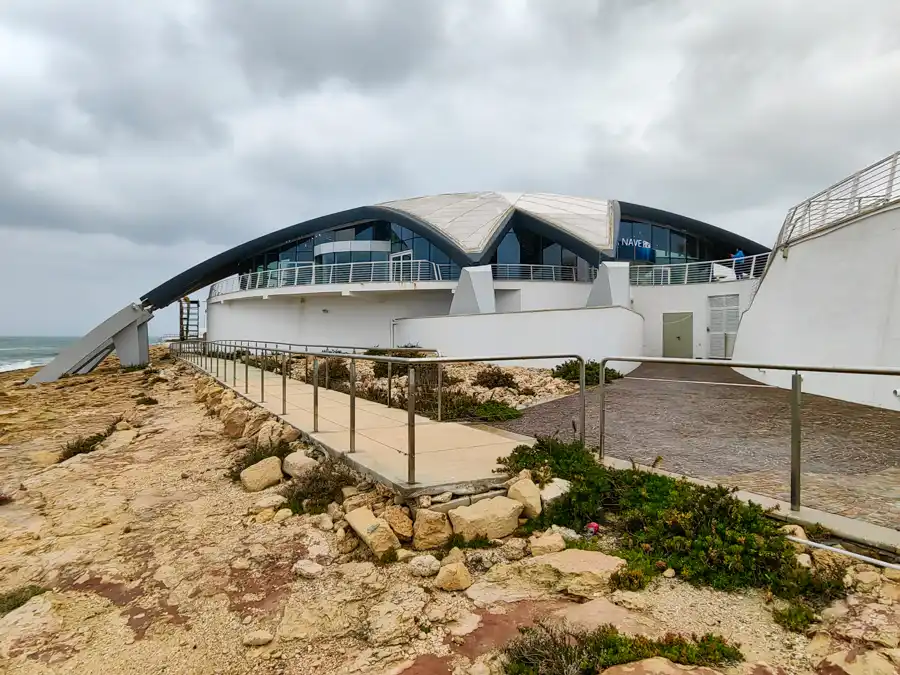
[188,354,531,494]
[496,363,900,531]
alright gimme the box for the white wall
[732,204,900,410]
[497,281,593,311]
[207,290,452,349]
[631,280,758,358]
[394,305,644,372]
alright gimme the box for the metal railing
[172,340,586,486]
[778,150,900,247]
[491,264,579,282]
[596,356,900,512]
[210,260,448,297]
[629,253,769,286]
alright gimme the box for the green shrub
[473,400,522,422]
[496,438,847,608]
[520,386,536,397]
[551,359,622,386]
[0,586,47,617]
[773,602,817,633]
[279,460,358,515]
[610,568,649,591]
[59,417,121,462]
[501,622,742,674]
[473,366,518,390]
[365,344,429,379]
[227,440,293,482]
[446,533,495,550]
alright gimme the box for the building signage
[619,237,651,249]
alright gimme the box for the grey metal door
[708,294,741,358]
[662,312,693,358]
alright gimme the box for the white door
[390,251,412,282]
[708,294,741,358]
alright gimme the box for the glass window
[318,252,334,265]
[542,242,562,266]
[413,237,430,260]
[670,232,686,261]
[355,223,373,241]
[351,250,370,263]
[373,222,391,240]
[334,227,354,242]
[497,230,520,265]
[297,237,314,262]
[314,231,334,245]
[371,250,389,262]
[652,226,669,261]
[430,245,449,266]
[334,251,352,264]
[514,226,541,264]
[631,222,653,262]
[561,247,577,267]
[686,235,699,261]
[617,221,634,259]
[391,239,408,254]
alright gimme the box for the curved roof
[140,193,768,310]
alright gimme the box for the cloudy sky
[1,0,898,336]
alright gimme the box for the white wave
[0,359,33,373]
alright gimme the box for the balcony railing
[778,151,900,247]
[628,253,769,286]
[491,264,579,281]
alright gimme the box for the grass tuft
[773,602,817,633]
[445,533,495,550]
[227,440,293,482]
[551,359,622,386]
[59,417,122,462]
[473,366,518,391]
[279,460,358,515]
[501,621,742,674]
[0,586,48,617]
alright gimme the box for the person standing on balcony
[731,248,746,278]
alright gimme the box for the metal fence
[629,253,769,286]
[596,355,900,512]
[171,340,586,485]
[778,150,900,248]
[491,264,579,282]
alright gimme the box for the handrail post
[260,347,265,403]
[282,353,288,415]
[750,255,757,278]
[233,347,237,387]
[437,363,443,421]
[387,361,392,408]
[407,365,416,484]
[349,358,356,453]
[313,359,319,432]
[598,358,607,458]
[579,358,586,446]
[244,343,249,394]
[325,359,330,390]
[215,346,220,379]
[790,371,802,511]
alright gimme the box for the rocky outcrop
[242,409,270,439]
[816,648,898,674]
[365,587,428,646]
[540,478,571,505]
[434,562,473,591]
[345,507,401,560]
[239,456,283,492]
[529,532,566,556]
[408,555,441,577]
[507,478,542,518]
[486,549,625,598]
[382,505,413,542]
[255,419,283,447]
[222,405,249,438]
[601,658,724,674]
[283,452,317,478]
[448,497,524,541]
[551,598,663,637]
[413,508,453,550]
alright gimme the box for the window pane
[514,225,541,264]
[430,245,449,265]
[670,232,686,261]
[319,252,334,265]
[561,247,577,267]
[334,251,352,264]
[373,221,391,240]
[413,237,430,260]
[351,250,370,263]
[355,223,374,241]
[497,230,520,265]
[631,222,652,262]
[652,226,669,260]
[371,250,389,262]
[542,241,562,266]
[334,227,354,242]
[616,221,634,259]
[391,240,408,254]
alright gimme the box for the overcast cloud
[1,0,898,335]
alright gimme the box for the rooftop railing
[778,151,900,247]
[628,252,769,286]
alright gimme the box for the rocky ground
[1,355,899,675]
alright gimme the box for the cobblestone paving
[496,363,900,531]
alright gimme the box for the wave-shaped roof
[379,192,614,255]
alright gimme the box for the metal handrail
[491,264,579,282]
[778,150,900,248]
[173,340,586,486]
[597,355,900,512]
[628,253,770,286]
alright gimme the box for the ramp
[28,303,153,384]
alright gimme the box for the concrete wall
[494,281,593,311]
[394,305,644,371]
[631,280,758,358]
[207,290,452,348]
[732,204,900,410]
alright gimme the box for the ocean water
[0,336,164,373]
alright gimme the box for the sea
[0,336,164,373]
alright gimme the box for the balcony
[628,253,769,286]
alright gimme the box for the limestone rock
[487,549,626,598]
[855,570,882,592]
[601,657,724,674]
[442,547,466,567]
[448,497,524,541]
[413,508,453,550]
[345,507,401,560]
[465,549,503,573]
[796,553,812,569]
[884,568,900,582]
[365,587,428,646]
[780,524,807,551]
[242,409,270,439]
[435,562,473,591]
[433,491,453,504]
[250,494,287,514]
[327,502,344,521]
[816,648,898,674]
[408,555,442,577]
[255,419,283,447]
[242,630,273,647]
[540,478,571,505]
[507,479,542,519]
[341,486,359,500]
[283,452,317,479]
[281,427,301,443]
[273,508,293,523]
[529,532,566,556]
[255,508,275,523]
[292,559,324,579]
[499,538,528,561]
[549,524,581,542]
[383,505,413,541]
[231,557,251,570]
[312,513,334,531]
[396,549,417,562]
[240,456,283,492]
[222,406,249,438]
[551,598,662,637]
[663,568,676,578]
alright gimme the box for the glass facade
[616,220,708,264]
[489,225,588,269]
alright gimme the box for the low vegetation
[227,440,294,482]
[397,388,522,423]
[279,460,358,515]
[551,358,622,386]
[134,396,158,406]
[473,365,518,390]
[0,586,47,617]
[497,438,847,613]
[59,417,122,462]
[501,622,742,675]
[445,533,495,550]
[773,602,818,632]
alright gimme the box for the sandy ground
[1,355,895,675]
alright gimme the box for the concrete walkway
[187,354,532,495]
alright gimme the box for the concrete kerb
[602,457,900,556]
